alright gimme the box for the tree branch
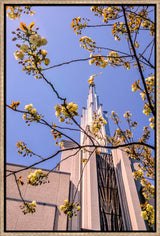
[6,141,155,177]
[42,55,133,71]
[46,149,81,175]
[140,54,154,69]
[122,6,155,117]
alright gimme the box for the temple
[6,84,147,231]
[60,84,146,231]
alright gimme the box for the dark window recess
[96,153,124,231]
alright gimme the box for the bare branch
[6,141,155,177]
[95,46,133,56]
[73,148,96,202]
[86,24,114,27]
[42,55,133,72]
[14,173,25,205]
[46,149,81,175]
[148,40,155,62]
[138,39,154,60]
[140,54,154,69]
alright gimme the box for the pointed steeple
[87,84,99,125]
[81,84,110,149]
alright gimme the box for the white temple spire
[80,84,110,151]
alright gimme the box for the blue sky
[6,5,155,170]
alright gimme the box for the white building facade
[60,84,146,231]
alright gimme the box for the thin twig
[138,39,154,59]
[140,54,154,69]
[95,46,132,56]
[148,40,155,62]
[14,173,25,205]
[46,149,81,175]
[73,148,96,202]
[86,24,114,27]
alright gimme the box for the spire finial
[88,72,102,86]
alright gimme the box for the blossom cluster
[20,201,36,215]
[23,104,42,125]
[140,91,146,101]
[116,128,133,143]
[27,169,49,186]
[141,21,155,36]
[132,75,154,101]
[79,36,96,52]
[140,127,151,143]
[113,128,125,143]
[71,17,89,35]
[12,22,49,79]
[7,6,35,20]
[141,154,154,178]
[112,22,140,42]
[143,103,152,116]
[123,110,132,120]
[16,141,32,157]
[142,75,154,127]
[145,75,155,106]
[123,111,138,129]
[133,169,144,180]
[110,111,120,125]
[9,101,20,110]
[17,175,24,186]
[127,8,150,32]
[102,6,120,21]
[110,111,138,144]
[51,129,63,147]
[141,178,155,199]
[131,80,140,92]
[89,54,108,68]
[89,52,130,69]
[90,113,107,138]
[141,201,155,227]
[82,158,87,164]
[125,129,133,140]
[149,117,154,130]
[125,138,154,202]
[123,61,131,70]
[90,6,120,22]
[146,74,154,89]
[29,34,48,48]
[54,102,79,122]
[112,22,127,41]
[131,75,154,130]
[60,200,80,219]
[129,143,154,178]
[108,51,126,67]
